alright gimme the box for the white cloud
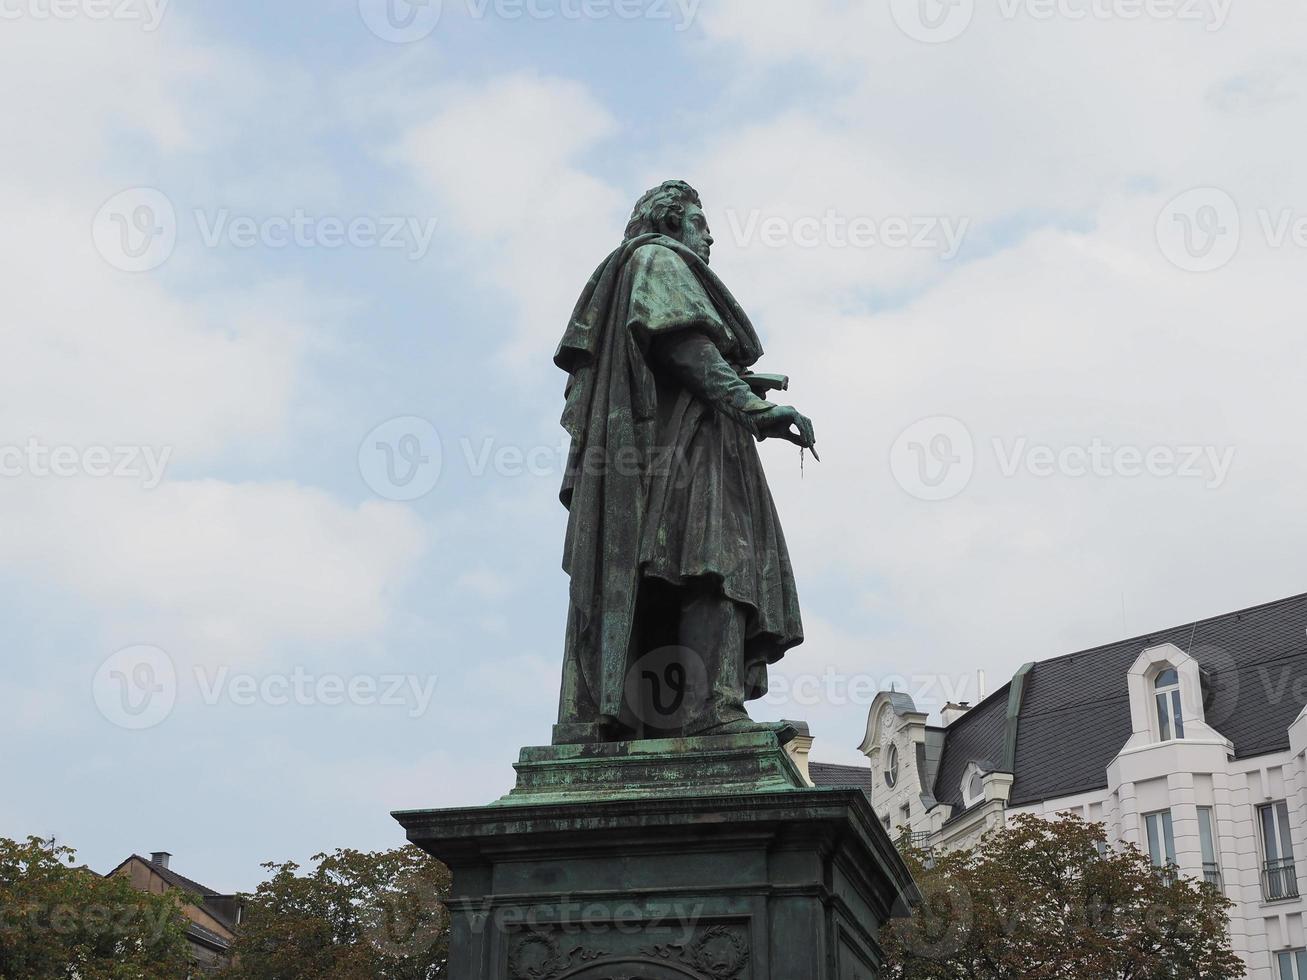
[389,72,627,363]
[1,190,306,454]
[0,17,219,187]
[456,567,513,599]
[0,16,428,669]
[0,479,427,661]
[751,192,1307,748]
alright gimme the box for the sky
[3,0,1307,894]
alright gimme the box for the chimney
[150,851,172,869]
[781,719,813,784]
[941,702,971,726]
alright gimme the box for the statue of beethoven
[552,180,817,745]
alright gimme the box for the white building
[809,592,1307,980]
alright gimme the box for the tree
[0,835,194,979]
[882,813,1244,979]
[220,845,451,980]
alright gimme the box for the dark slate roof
[932,682,1010,810]
[883,691,920,716]
[931,591,1307,810]
[809,761,874,797]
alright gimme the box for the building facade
[106,851,243,972]
[818,592,1307,979]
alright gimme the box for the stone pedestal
[393,732,916,979]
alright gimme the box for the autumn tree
[0,835,194,979]
[882,813,1244,979]
[220,845,451,980]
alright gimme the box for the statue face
[673,203,714,264]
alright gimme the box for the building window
[964,770,985,806]
[1197,806,1222,889]
[1144,810,1177,879]
[1154,668,1185,741]
[1259,801,1300,901]
[1276,950,1307,980]
[884,743,899,788]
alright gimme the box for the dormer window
[961,764,986,807]
[884,743,899,788]
[1154,667,1185,741]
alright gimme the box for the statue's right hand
[758,405,817,453]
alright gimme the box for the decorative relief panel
[507,923,750,980]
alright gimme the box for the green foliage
[0,835,194,979]
[220,845,451,980]
[882,814,1245,979]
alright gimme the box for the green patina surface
[553,180,817,746]
[493,730,806,807]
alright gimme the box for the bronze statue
[553,180,817,745]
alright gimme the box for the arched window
[965,770,984,805]
[1154,668,1185,741]
[884,743,899,788]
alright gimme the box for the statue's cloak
[555,234,803,721]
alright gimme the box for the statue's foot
[551,714,626,745]
[691,718,799,746]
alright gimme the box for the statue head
[624,179,714,263]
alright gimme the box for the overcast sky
[3,0,1306,893]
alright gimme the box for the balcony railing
[1263,859,1300,902]
[1202,862,1222,890]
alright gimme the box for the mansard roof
[932,591,1307,809]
